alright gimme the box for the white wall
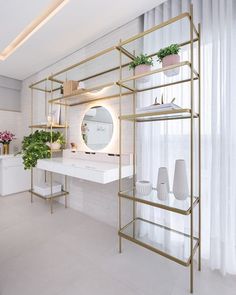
[21,17,142,226]
[0,76,22,154]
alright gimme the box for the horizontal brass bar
[119,217,199,267]
[136,77,198,93]
[119,12,190,47]
[116,46,135,60]
[49,82,118,103]
[135,114,199,123]
[49,46,118,79]
[30,78,47,88]
[30,86,50,93]
[29,124,68,129]
[68,91,133,107]
[120,108,191,120]
[119,61,191,84]
[118,191,199,215]
[29,189,69,200]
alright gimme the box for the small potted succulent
[0,131,15,155]
[129,54,153,78]
[157,44,181,76]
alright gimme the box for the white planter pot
[157,183,168,201]
[135,64,151,82]
[162,54,180,77]
[157,167,170,192]
[47,142,61,150]
[136,180,152,195]
[173,159,189,200]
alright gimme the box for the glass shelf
[119,108,199,122]
[48,82,133,107]
[29,124,68,129]
[119,218,199,266]
[119,189,199,215]
[118,61,199,92]
[30,189,69,200]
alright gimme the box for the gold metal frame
[118,6,201,294]
[28,7,201,292]
[29,78,69,214]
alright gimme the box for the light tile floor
[0,192,235,295]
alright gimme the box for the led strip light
[0,0,69,61]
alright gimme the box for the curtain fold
[139,0,236,275]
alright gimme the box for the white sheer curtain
[137,0,236,275]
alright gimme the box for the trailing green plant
[156,44,181,62]
[128,54,153,70]
[21,130,65,169]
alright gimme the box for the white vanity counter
[0,154,30,196]
[37,157,133,184]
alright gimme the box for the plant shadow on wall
[20,130,65,169]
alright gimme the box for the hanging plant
[21,130,65,169]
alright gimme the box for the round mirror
[81,106,113,151]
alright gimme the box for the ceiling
[0,0,165,81]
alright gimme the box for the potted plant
[47,132,65,150]
[129,54,153,77]
[0,131,15,155]
[157,44,181,76]
[21,130,65,169]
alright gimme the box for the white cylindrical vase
[157,167,170,192]
[157,183,168,201]
[136,181,152,195]
[173,159,189,200]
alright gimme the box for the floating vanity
[37,152,132,184]
[0,155,30,196]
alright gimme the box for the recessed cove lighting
[0,0,69,61]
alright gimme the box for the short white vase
[157,167,170,192]
[173,159,189,200]
[157,183,168,201]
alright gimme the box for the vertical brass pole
[65,175,68,208]
[45,81,48,183]
[132,50,136,238]
[118,40,122,253]
[31,88,33,203]
[198,23,201,271]
[190,4,194,293]
[50,171,53,214]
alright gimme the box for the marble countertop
[37,157,133,184]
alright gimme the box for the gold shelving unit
[29,78,69,214]
[118,6,201,294]
[27,5,201,291]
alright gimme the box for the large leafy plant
[129,54,153,70]
[21,130,65,169]
[157,44,181,62]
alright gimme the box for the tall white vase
[173,159,189,200]
[158,183,168,201]
[157,167,170,192]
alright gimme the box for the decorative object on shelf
[157,44,181,77]
[129,54,153,82]
[157,167,170,192]
[63,80,79,96]
[70,142,77,153]
[136,96,181,114]
[157,183,168,201]
[20,130,65,169]
[77,81,85,90]
[0,131,15,155]
[173,159,189,200]
[136,180,152,195]
[48,104,61,125]
[46,132,65,150]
